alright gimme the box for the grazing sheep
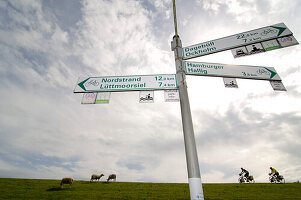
[107,174,116,182]
[60,177,73,189]
[90,174,104,182]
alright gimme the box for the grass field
[0,178,301,200]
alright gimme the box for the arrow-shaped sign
[183,23,295,60]
[74,74,177,93]
[184,61,282,81]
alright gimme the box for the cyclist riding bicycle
[240,168,249,180]
[269,167,279,178]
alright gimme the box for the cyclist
[240,168,250,181]
[269,167,279,178]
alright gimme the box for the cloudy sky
[0,0,300,183]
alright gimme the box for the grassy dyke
[0,178,300,200]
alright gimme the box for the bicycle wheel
[238,177,245,183]
[269,176,274,183]
[279,177,285,184]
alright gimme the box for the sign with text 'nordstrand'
[74,74,177,93]
[183,23,296,60]
[184,61,281,81]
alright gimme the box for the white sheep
[90,174,104,182]
[107,174,116,182]
[60,177,73,189]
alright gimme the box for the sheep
[90,174,104,182]
[60,177,73,189]
[107,174,116,182]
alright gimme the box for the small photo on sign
[82,92,96,104]
[96,92,111,104]
[164,90,180,102]
[223,78,238,88]
[231,47,248,58]
[139,91,154,103]
[246,43,265,55]
[277,35,299,47]
[261,39,281,51]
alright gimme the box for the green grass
[0,178,300,200]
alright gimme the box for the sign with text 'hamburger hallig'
[184,61,282,81]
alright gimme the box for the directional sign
[74,74,177,93]
[184,61,282,81]
[182,23,297,60]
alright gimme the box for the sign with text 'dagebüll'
[74,74,177,93]
[182,23,297,60]
[184,61,282,81]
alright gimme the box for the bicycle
[269,173,285,184]
[238,173,255,183]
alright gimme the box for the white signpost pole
[172,1,204,200]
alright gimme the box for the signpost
[182,23,298,60]
[74,1,298,199]
[74,74,177,93]
[184,61,282,81]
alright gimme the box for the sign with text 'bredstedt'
[182,23,295,60]
[184,61,281,81]
[74,74,177,93]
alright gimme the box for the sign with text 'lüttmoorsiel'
[74,74,177,93]
[183,23,297,60]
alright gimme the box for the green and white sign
[183,23,296,60]
[184,61,281,81]
[74,74,177,93]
